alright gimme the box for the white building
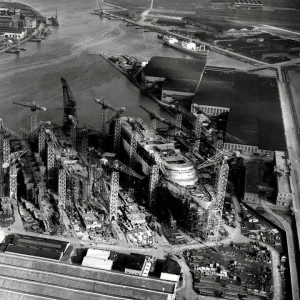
[82,249,113,271]
[0,28,26,39]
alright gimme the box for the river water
[0,0,249,133]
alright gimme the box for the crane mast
[95,98,115,133]
[61,77,77,134]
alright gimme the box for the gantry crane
[2,149,28,200]
[95,98,116,133]
[13,101,46,131]
[100,157,144,221]
[106,106,126,153]
[61,77,77,134]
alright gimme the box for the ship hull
[122,138,211,210]
[163,40,208,57]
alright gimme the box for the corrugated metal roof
[143,56,206,82]
[162,79,199,93]
[0,253,175,300]
[6,244,63,260]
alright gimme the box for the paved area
[262,201,299,300]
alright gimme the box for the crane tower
[61,77,77,134]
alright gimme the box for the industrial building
[0,252,177,300]
[5,234,71,261]
[193,69,286,155]
[82,249,114,271]
[0,27,26,39]
[141,56,206,102]
[233,0,263,10]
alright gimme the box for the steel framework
[114,117,121,153]
[192,115,202,153]
[61,77,77,133]
[109,164,119,221]
[47,141,55,180]
[148,164,159,207]
[205,159,229,240]
[58,167,67,209]
[3,138,10,164]
[38,129,46,156]
[9,164,17,200]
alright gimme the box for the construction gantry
[109,161,120,221]
[58,167,67,209]
[205,158,229,240]
[192,115,202,153]
[47,141,55,181]
[148,164,159,207]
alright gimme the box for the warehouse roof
[244,162,260,194]
[5,244,63,260]
[162,79,199,93]
[0,252,175,300]
[193,69,286,151]
[12,234,70,253]
[143,56,206,82]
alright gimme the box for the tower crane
[13,101,46,131]
[100,157,144,221]
[2,149,28,200]
[95,98,115,133]
[106,106,126,153]
[61,77,77,134]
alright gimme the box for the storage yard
[184,242,274,299]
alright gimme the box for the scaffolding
[148,164,159,207]
[205,159,229,240]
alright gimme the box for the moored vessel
[162,35,209,57]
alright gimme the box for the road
[102,8,267,66]
[262,201,299,300]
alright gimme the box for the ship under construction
[0,77,233,242]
